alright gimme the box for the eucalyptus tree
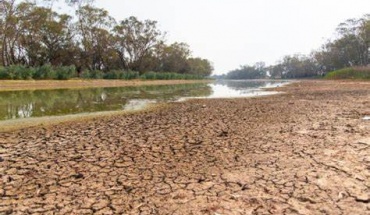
[334,17,370,66]
[226,65,266,79]
[312,43,340,73]
[156,42,191,74]
[187,57,213,76]
[113,16,164,73]
[359,15,370,64]
[0,0,214,78]
[0,0,18,66]
[279,55,318,78]
[38,12,76,66]
[269,63,284,79]
[15,5,75,66]
[76,5,116,70]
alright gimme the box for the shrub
[33,64,56,79]
[140,71,158,80]
[103,70,121,79]
[121,70,140,80]
[55,66,77,80]
[5,65,35,80]
[81,70,104,79]
[103,70,140,80]
[0,67,8,79]
[0,65,206,80]
[325,67,370,80]
[80,70,90,79]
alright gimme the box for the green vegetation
[225,63,267,79]
[224,15,370,80]
[102,71,139,80]
[0,65,208,80]
[0,0,213,80]
[0,65,76,80]
[325,67,370,80]
[0,65,31,80]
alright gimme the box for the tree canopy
[225,14,370,79]
[226,63,266,79]
[0,0,213,77]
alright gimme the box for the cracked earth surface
[0,81,370,214]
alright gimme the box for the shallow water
[0,80,289,120]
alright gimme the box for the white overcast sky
[93,0,370,74]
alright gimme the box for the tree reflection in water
[7,103,34,119]
[0,81,289,120]
[0,84,211,120]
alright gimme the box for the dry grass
[0,79,212,92]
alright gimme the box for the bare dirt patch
[1,80,369,214]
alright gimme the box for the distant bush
[325,67,370,80]
[55,66,77,80]
[0,67,6,79]
[121,71,140,80]
[0,66,207,80]
[33,64,56,79]
[102,70,120,79]
[14,65,34,80]
[0,65,35,80]
[81,70,91,79]
[103,70,139,80]
[0,64,77,80]
[81,70,103,79]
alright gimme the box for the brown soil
[0,79,211,92]
[1,80,370,214]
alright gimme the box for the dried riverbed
[1,80,370,214]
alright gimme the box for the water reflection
[7,103,35,119]
[0,84,211,120]
[186,80,289,99]
[0,80,289,120]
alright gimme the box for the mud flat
[1,80,370,214]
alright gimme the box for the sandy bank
[1,80,370,214]
[0,79,211,92]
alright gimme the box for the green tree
[0,0,213,80]
[278,55,318,78]
[187,57,213,76]
[76,5,116,70]
[0,0,24,66]
[113,16,163,73]
[226,64,266,79]
[156,42,191,74]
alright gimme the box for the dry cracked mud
[0,80,370,214]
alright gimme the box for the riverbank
[0,104,165,132]
[0,79,211,92]
[1,80,369,214]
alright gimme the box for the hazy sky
[94,0,370,74]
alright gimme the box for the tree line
[0,0,213,79]
[224,14,370,79]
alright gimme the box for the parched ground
[0,80,370,214]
